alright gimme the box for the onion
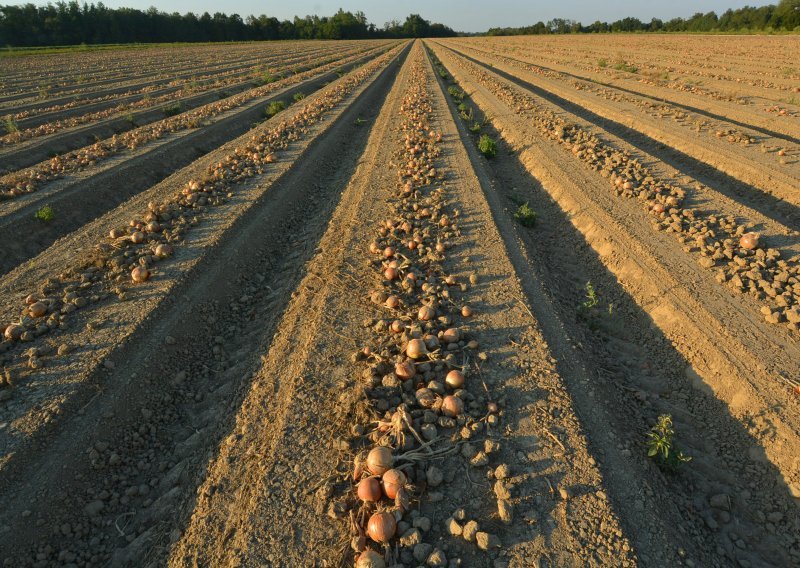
[28,302,47,318]
[366,446,393,475]
[367,511,397,543]
[369,242,380,254]
[146,221,161,233]
[442,395,464,417]
[487,401,499,413]
[418,305,435,321]
[445,370,465,389]
[24,294,36,305]
[395,360,416,380]
[442,328,460,344]
[461,305,473,317]
[131,267,151,283]
[740,232,760,250]
[130,231,145,244]
[651,203,665,214]
[356,549,386,568]
[357,477,382,502]
[406,339,428,359]
[445,275,456,286]
[384,267,398,281]
[383,247,395,259]
[390,320,405,334]
[436,241,445,253]
[382,469,406,500]
[155,244,173,257]
[385,295,400,309]
[416,388,437,408]
[109,228,126,239]
[4,323,23,341]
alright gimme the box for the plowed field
[0,36,798,568]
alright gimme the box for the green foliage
[458,102,473,121]
[647,414,692,471]
[254,70,276,86]
[447,86,465,103]
[581,281,599,311]
[34,204,55,223]
[2,115,18,134]
[613,60,638,73]
[162,102,183,117]
[293,92,305,102]
[469,122,482,133]
[354,117,367,126]
[264,100,286,118]
[514,202,537,227]
[598,58,607,68]
[477,134,497,159]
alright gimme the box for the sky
[57,0,776,33]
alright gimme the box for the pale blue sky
[68,1,774,32]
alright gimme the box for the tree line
[0,3,456,47]
[487,0,800,35]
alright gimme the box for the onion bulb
[390,320,404,333]
[130,231,145,244]
[383,247,395,259]
[4,323,23,341]
[131,267,151,283]
[357,477,382,502]
[155,243,173,257]
[381,469,406,500]
[385,296,400,309]
[366,446,393,475]
[445,370,465,389]
[367,511,396,543]
[395,360,416,380]
[406,339,428,359]
[356,549,386,568]
[461,305,473,317]
[416,388,437,408]
[109,228,126,239]
[651,203,665,214]
[384,267,398,281]
[442,328,460,344]
[28,302,47,318]
[740,232,760,250]
[418,305,435,321]
[442,395,464,417]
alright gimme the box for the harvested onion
[357,477,381,502]
[130,231,145,244]
[28,302,47,318]
[406,339,428,359]
[4,323,23,341]
[382,469,406,500]
[366,446,393,476]
[442,328,460,344]
[367,512,397,543]
[445,370,465,389]
[131,267,151,283]
[740,232,760,250]
[395,360,416,380]
[442,395,464,417]
[418,305,435,321]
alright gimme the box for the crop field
[0,36,798,567]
